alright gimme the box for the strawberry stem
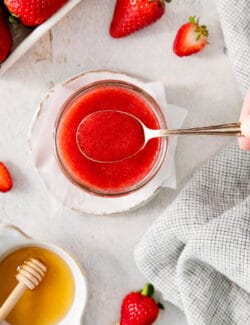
[8,14,19,24]
[140,283,165,309]
[158,302,165,310]
[189,16,209,41]
[141,283,154,297]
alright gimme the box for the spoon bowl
[76,110,147,163]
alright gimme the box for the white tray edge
[0,0,82,75]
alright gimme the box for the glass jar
[54,79,168,197]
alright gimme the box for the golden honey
[0,246,75,325]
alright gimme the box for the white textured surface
[0,0,243,324]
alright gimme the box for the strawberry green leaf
[196,33,201,41]
[141,283,155,297]
[189,16,196,24]
[9,14,19,24]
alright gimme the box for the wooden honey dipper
[0,258,47,321]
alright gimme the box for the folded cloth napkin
[135,142,250,324]
[135,1,250,324]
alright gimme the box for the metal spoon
[76,110,249,163]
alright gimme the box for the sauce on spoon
[76,110,145,162]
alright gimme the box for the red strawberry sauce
[76,110,145,162]
[56,83,163,194]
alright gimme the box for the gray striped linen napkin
[134,1,250,324]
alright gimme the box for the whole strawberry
[110,0,171,38]
[0,162,12,192]
[118,283,163,325]
[173,16,208,57]
[4,0,68,26]
[0,7,13,63]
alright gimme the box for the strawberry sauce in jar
[55,80,167,196]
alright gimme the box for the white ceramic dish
[0,0,82,75]
[0,224,88,325]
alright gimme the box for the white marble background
[0,0,243,324]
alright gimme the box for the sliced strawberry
[0,7,13,63]
[110,0,171,38]
[173,16,208,57]
[0,162,13,192]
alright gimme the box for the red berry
[0,7,13,63]
[110,0,167,38]
[4,0,68,26]
[0,162,12,192]
[119,284,162,325]
[173,16,208,57]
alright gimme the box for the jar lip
[54,79,168,197]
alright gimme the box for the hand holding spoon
[76,110,250,163]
